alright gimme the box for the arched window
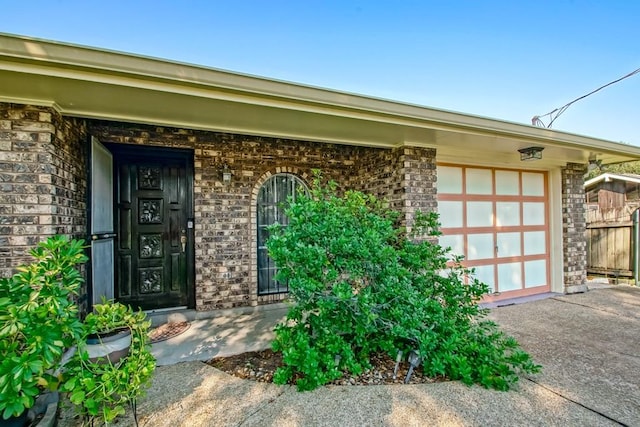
[257,174,307,295]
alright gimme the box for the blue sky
[3,1,640,145]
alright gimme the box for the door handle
[91,233,117,240]
[180,230,187,253]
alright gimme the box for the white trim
[548,169,564,294]
[0,96,62,112]
[584,173,640,188]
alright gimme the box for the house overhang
[2,33,640,168]
[585,173,640,189]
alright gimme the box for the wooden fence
[586,204,639,277]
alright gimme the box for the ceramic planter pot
[86,328,132,364]
[0,411,28,427]
[29,392,58,427]
[0,391,58,427]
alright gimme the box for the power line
[532,67,640,128]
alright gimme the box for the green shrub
[0,236,86,419]
[269,174,540,391]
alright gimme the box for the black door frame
[106,143,196,310]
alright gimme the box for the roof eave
[2,32,640,166]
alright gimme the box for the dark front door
[112,146,193,311]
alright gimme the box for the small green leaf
[70,390,85,404]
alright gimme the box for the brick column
[357,146,437,233]
[1,104,57,277]
[562,163,588,293]
[397,147,437,233]
[0,103,87,279]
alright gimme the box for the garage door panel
[495,170,519,195]
[524,231,546,255]
[440,234,464,259]
[498,262,523,291]
[438,166,463,193]
[525,260,547,288]
[471,264,495,293]
[467,233,494,260]
[496,202,520,226]
[497,232,521,257]
[439,201,464,228]
[466,201,493,227]
[522,172,545,196]
[523,202,545,225]
[466,168,493,194]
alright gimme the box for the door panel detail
[139,167,162,189]
[139,199,163,223]
[119,210,132,249]
[171,254,180,291]
[140,235,162,258]
[119,255,131,296]
[139,268,163,293]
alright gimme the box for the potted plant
[0,236,86,425]
[61,300,156,426]
[83,301,133,365]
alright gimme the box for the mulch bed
[207,349,446,386]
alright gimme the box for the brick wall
[1,110,441,310]
[0,104,594,309]
[0,103,88,281]
[357,146,404,209]
[562,162,588,292]
[87,121,439,310]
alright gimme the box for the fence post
[633,208,640,286]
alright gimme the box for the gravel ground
[208,349,445,386]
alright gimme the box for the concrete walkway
[151,304,288,366]
[98,286,640,426]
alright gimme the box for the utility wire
[532,67,640,128]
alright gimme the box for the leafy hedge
[269,175,540,391]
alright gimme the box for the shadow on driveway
[61,286,640,426]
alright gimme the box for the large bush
[269,175,540,391]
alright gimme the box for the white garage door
[437,165,550,301]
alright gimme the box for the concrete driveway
[488,286,640,426]
[62,286,640,426]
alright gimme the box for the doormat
[149,321,190,344]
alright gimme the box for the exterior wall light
[222,163,232,183]
[518,146,544,161]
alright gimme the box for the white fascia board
[585,173,640,188]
